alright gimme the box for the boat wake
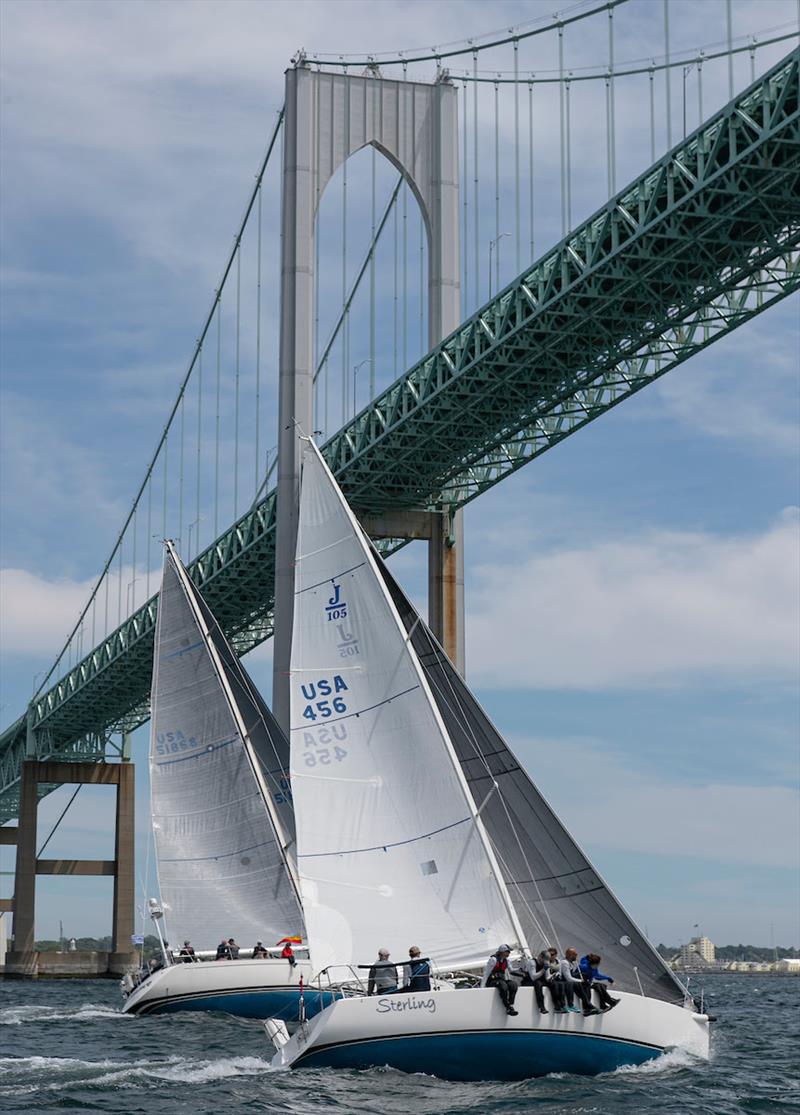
[0,1053,275,1094]
[0,1003,127,1026]
[608,1046,704,1077]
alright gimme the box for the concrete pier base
[3,760,137,979]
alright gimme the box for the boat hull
[271,987,710,1080]
[122,958,327,1020]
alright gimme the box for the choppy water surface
[1,975,797,1114]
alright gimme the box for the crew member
[481,944,519,1016]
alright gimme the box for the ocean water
[0,975,797,1114]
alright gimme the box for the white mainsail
[290,440,522,973]
[150,541,303,948]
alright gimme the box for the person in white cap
[480,944,519,1015]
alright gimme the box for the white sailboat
[122,541,327,1020]
[268,440,711,1078]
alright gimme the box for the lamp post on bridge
[488,233,508,300]
[352,359,372,419]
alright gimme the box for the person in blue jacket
[403,946,432,991]
[579,952,620,1011]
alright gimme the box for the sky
[0,0,798,952]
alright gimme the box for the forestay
[375,556,688,1005]
[150,543,303,949]
[290,441,519,973]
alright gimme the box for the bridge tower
[273,60,463,729]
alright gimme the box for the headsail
[290,441,520,973]
[374,556,687,1005]
[150,541,304,948]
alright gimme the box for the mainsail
[374,556,687,1005]
[290,441,521,973]
[150,541,304,948]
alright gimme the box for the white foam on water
[608,1046,701,1077]
[0,1003,127,1026]
[0,1053,275,1094]
[107,1056,275,1086]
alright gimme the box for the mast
[163,540,304,911]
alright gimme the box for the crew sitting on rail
[512,953,549,1013]
[481,944,519,1016]
[178,940,196,962]
[579,952,620,1012]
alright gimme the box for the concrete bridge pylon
[273,61,463,730]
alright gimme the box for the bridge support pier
[359,507,465,667]
[4,761,136,979]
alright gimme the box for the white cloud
[654,301,800,456]
[0,563,159,658]
[513,733,800,869]
[467,509,800,689]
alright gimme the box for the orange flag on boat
[277,936,302,945]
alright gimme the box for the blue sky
[1,0,798,950]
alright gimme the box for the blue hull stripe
[294,1028,663,1080]
[131,986,332,1022]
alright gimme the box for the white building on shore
[680,936,716,966]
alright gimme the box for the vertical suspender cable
[649,65,656,164]
[697,53,704,129]
[393,188,398,377]
[196,345,202,554]
[234,243,240,517]
[131,508,137,614]
[255,184,262,494]
[749,42,755,84]
[513,38,520,274]
[117,546,123,627]
[565,76,572,232]
[608,5,616,195]
[528,80,534,263]
[162,436,169,554]
[402,61,408,372]
[104,567,109,641]
[146,478,152,602]
[726,0,734,100]
[342,68,349,427]
[314,70,321,433]
[179,393,185,551]
[214,298,221,537]
[558,23,566,237]
[370,145,376,400]
[664,0,672,147]
[419,204,424,357]
[494,79,500,293]
[472,48,479,303]
[605,72,612,196]
[462,80,469,315]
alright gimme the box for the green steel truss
[1,50,797,823]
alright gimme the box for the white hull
[270,986,710,1080]
[122,958,323,1020]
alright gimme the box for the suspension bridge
[0,1,798,971]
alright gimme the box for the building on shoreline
[679,936,716,967]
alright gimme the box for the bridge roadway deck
[1,50,798,822]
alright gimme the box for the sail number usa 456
[298,676,349,767]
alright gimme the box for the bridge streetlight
[488,233,509,300]
[353,359,372,419]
